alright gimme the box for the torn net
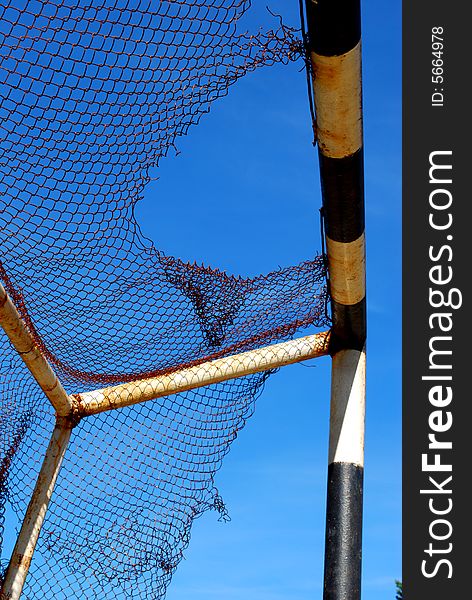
[0,1,328,598]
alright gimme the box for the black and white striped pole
[303,1,366,599]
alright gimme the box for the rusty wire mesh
[0,1,329,598]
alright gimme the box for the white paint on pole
[76,332,331,416]
[311,42,363,158]
[0,418,72,600]
[0,284,73,417]
[328,348,366,467]
[326,234,366,305]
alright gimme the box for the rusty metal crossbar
[0,284,73,417]
[1,281,331,421]
[75,332,331,415]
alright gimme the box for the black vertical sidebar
[403,3,470,599]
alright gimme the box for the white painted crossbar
[76,331,331,416]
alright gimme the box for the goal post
[304,0,367,598]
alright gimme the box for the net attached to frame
[0,1,328,598]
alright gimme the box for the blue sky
[134,1,402,599]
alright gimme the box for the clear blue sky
[133,1,402,599]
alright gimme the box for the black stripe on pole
[324,462,364,600]
[319,151,365,244]
[303,2,366,600]
[305,0,361,56]
[330,299,366,354]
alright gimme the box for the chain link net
[0,1,328,597]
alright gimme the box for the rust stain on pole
[311,43,363,159]
[0,284,73,417]
[0,417,73,600]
